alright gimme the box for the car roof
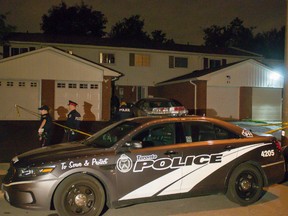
[138,97,172,102]
[125,116,247,135]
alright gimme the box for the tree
[202,17,284,59]
[109,15,149,41]
[150,30,174,44]
[109,15,174,44]
[0,13,15,44]
[203,17,255,49]
[41,2,107,37]
[253,27,284,59]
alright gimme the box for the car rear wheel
[54,174,105,216]
[226,163,264,206]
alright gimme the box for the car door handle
[164,150,178,155]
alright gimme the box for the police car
[1,116,286,216]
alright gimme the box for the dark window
[182,121,239,142]
[11,48,19,56]
[210,59,221,68]
[169,56,188,68]
[203,58,227,69]
[175,57,188,68]
[20,48,28,54]
[85,121,140,148]
[133,123,175,147]
[100,53,115,64]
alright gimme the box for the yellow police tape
[15,104,287,136]
[256,122,288,134]
[15,104,92,137]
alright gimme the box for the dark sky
[0,0,286,45]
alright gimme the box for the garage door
[54,81,102,121]
[252,88,282,121]
[207,86,239,119]
[0,79,40,120]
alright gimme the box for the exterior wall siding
[7,42,256,87]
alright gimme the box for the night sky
[0,0,286,45]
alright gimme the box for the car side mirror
[124,140,143,149]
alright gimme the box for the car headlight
[17,166,55,178]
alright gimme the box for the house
[155,59,283,121]
[1,33,284,121]
[0,46,121,121]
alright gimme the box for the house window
[18,82,25,87]
[169,56,188,68]
[210,59,221,68]
[11,48,19,56]
[30,82,37,87]
[100,53,115,64]
[175,57,188,68]
[90,84,98,89]
[57,83,66,88]
[80,84,88,89]
[203,58,227,69]
[20,48,28,53]
[7,81,14,87]
[129,53,150,67]
[68,83,77,88]
[11,47,28,56]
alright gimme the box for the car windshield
[150,100,182,108]
[83,121,140,148]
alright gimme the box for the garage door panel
[252,88,281,121]
[55,81,101,121]
[0,80,39,120]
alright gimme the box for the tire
[54,174,105,216]
[226,163,264,206]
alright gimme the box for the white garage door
[54,81,102,121]
[207,86,239,119]
[252,88,282,121]
[0,79,40,120]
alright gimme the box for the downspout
[189,80,197,115]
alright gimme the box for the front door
[116,123,184,201]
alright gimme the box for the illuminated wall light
[269,71,281,81]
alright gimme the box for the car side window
[132,123,175,148]
[183,121,238,142]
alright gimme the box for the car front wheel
[54,174,105,216]
[226,163,264,206]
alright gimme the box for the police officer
[116,101,134,120]
[38,105,53,147]
[66,100,81,142]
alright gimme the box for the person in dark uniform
[66,100,81,142]
[38,105,53,147]
[116,101,134,120]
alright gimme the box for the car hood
[13,142,112,167]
